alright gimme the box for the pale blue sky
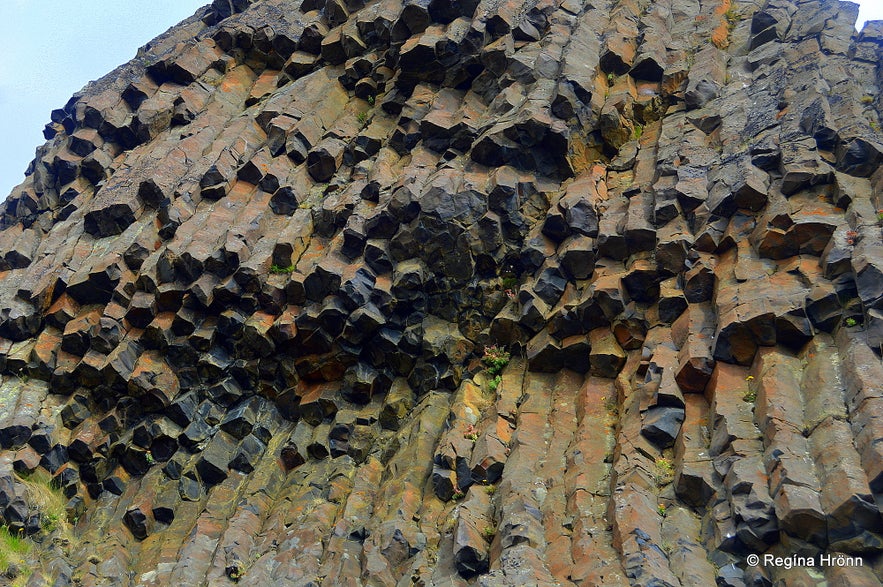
[0,1,207,199]
[0,1,881,200]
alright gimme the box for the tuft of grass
[17,471,68,533]
[270,263,295,274]
[481,526,496,541]
[357,111,368,125]
[500,276,518,290]
[367,95,375,106]
[452,489,466,501]
[845,317,858,327]
[0,526,32,579]
[632,124,643,141]
[0,471,76,583]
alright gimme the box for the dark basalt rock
[641,407,685,449]
[0,0,880,584]
[123,507,152,540]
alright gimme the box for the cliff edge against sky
[0,0,882,585]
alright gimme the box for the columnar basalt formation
[0,0,881,585]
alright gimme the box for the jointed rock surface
[0,0,882,585]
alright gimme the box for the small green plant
[270,263,295,274]
[653,457,675,486]
[484,485,496,495]
[482,345,511,378]
[463,424,479,442]
[488,374,502,393]
[845,317,858,327]
[657,503,667,517]
[227,561,245,583]
[724,8,739,28]
[357,111,368,125]
[452,489,466,501]
[632,124,644,141]
[607,72,616,85]
[876,210,883,223]
[481,526,496,541]
[42,511,62,532]
[743,374,757,403]
[501,276,518,289]
[145,452,156,466]
[367,95,375,106]
[861,95,874,104]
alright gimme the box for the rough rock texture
[0,0,882,585]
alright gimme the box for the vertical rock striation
[0,0,881,585]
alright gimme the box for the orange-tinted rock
[128,351,180,411]
[0,0,879,583]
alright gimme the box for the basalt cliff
[0,0,882,585]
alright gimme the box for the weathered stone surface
[453,488,493,578]
[640,407,684,448]
[671,303,716,393]
[589,327,626,378]
[674,395,715,507]
[128,351,180,411]
[0,1,880,584]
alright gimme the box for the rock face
[0,0,882,585]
